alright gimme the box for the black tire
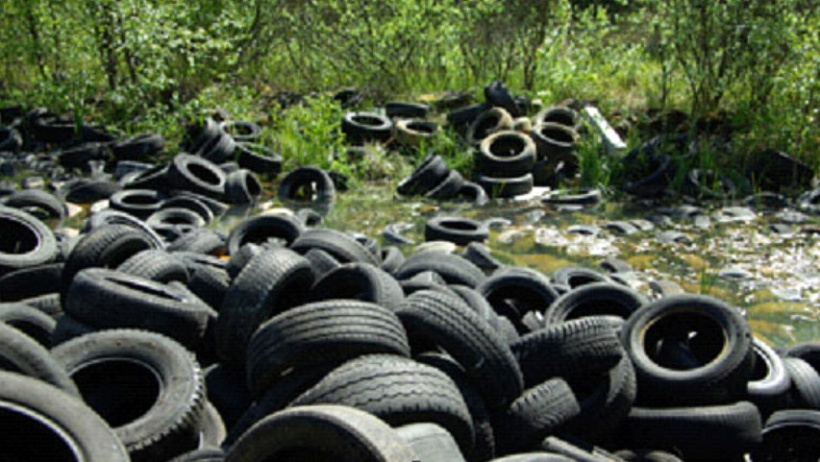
[161,194,215,225]
[484,80,521,117]
[467,107,514,146]
[623,154,674,197]
[476,130,537,178]
[226,214,303,256]
[52,313,97,346]
[342,112,394,145]
[56,142,109,171]
[0,206,58,277]
[750,409,820,462]
[220,120,262,143]
[65,267,213,349]
[117,248,190,283]
[167,447,225,462]
[476,173,534,199]
[169,191,229,216]
[0,321,79,395]
[0,371,130,461]
[425,216,489,246]
[621,294,754,406]
[498,378,581,453]
[122,164,171,192]
[196,131,237,164]
[477,267,559,327]
[177,254,231,310]
[290,228,380,266]
[225,404,418,462]
[61,223,160,300]
[396,154,451,196]
[225,169,262,204]
[291,354,474,454]
[200,400,227,449]
[543,282,648,327]
[396,251,487,288]
[461,242,504,275]
[396,423,465,462]
[511,317,625,388]
[0,262,63,302]
[447,102,492,130]
[83,209,165,249]
[380,245,405,275]
[782,356,820,410]
[426,169,465,201]
[246,300,411,398]
[394,119,440,146]
[386,102,430,119]
[0,302,55,347]
[204,362,252,433]
[277,166,336,206]
[309,262,405,311]
[748,337,792,417]
[180,117,221,154]
[551,266,611,289]
[235,142,282,176]
[785,341,820,373]
[109,189,165,219]
[3,189,68,222]
[168,154,227,199]
[530,122,578,160]
[456,180,490,205]
[111,133,164,161]
[624,402,762,461]
[61,178,122,204]
[215,247,314,366]
[18,293,62,318]
[52,329,206,462]
[167,228,226,256]
[397,290,524,409]
[533,106,583,132]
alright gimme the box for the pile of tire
[396,154,488,205]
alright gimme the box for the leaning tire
[0,206,58,277]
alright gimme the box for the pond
[248,181,820,349]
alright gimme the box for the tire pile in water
[2,103,820,461]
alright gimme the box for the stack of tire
[529,106,583,188]
[396,154,488,205]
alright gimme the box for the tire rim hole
[352,115,385,128]
[0,218,39,254]
[0,406,80,461]
[490,135,525,157]
[188,163,222,185]
[643,312,727,370]
[72,359,161,428]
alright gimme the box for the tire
[624,402,762,461]
[0,321,79,395]
[169,191,229,216]
[220,120,262,143]
[484,80,520,117]
[0,262,63,302]
[783,356,820,410]
[498,378,581,453]
[748,337,792,417]
[291,354,474,454]
[3,189,68,222]
[476,130,537,178]
[456,180,490,205]
[215,247,314,366]
[447,102,492,130]
[83,209,165,249]
[621,294,754,406]
[177,254,231,310]
[109,189,165,219]
[342,112,394,145]
[235,142,282,176]
[490,454,576,462]
[162,195,215,225]
[613,449,684,462]
[0,371,130,461]
[477,267,559,327]
[180,117,221,154]
[0,302,55,347]
[226,214,303,255]
[623,154,674,197]
[246,300,411,398]
[511,317,625,388]
[426,169,465,201]
[61,178,122,204]
[168,153,227,199]
[111,133,164,161]
[750,409,820,462]
[386,102,430,119]
[56,142,109,171]
[117,249,190,283]
[0,206,58,277]
[290,228,380,266]
[196,131,237,164]
[530,122,578,161]
[18,293,62,318]
[476,173,534,199]
[225,169,262,204]
[395,251,487,288]
[461,242,504,275]
[61,223,160,300]
[277,166,336,207]
[533,106,583,132]
[379,246,405,275]
[394,119,440,147]
[551,266,611,289]
[785,341,820,373]
[167,447,225,462]
[396,155,451,196]
[397,290,524,409]
[225,404,418,462]
[396,423,466,462]
[425,216,489,246]
[167,228,226,256]
[200,400,227,448]
[467,107,514,146]
[52,329,206,462]
[309,262,405,311]
[543,282,648,327]
[122,164,171,192]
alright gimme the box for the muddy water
[278,183,820,349]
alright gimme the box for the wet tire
[52,329,206,462]
[397,155,451,197]
[0,371,130,461]
[426,169,465,201]
[476,173,534,199]
[246,300,410,398]
[425,216,489,246]
[225,404,418,462]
